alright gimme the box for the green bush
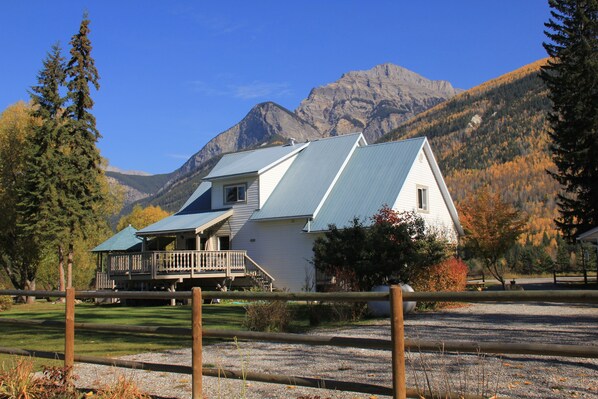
[0,294,12,312]
[244,300,292,332]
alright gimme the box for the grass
[0,300,248,366]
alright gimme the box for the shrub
[91,375,150,399]
[244,300,292,332]
[412,257,468,310]
[0,295,12,312]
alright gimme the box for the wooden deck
[104,250,274,290]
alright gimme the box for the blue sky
[1,1,550,174]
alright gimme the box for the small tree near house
[458,186,527,289]
[313,206,451,292]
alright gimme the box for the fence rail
[1,288,597,399]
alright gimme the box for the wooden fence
[1,289,598,399]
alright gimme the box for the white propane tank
[368,284,416,316]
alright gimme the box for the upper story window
[224,184,247,204]
[417,185,428,212]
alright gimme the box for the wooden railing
[107,250,247,278]
[1,289,598,399]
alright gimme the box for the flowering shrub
[412,257,468,310]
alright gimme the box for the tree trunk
[67,242,74,289]
[58,245,65,291]
[24,279,36,304]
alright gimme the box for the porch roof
[137,208,234,236]
[578,226,598,243]
[92,225,143,253]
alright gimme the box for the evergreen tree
[541,0,598,240]
[19,43,68,295]
[62,13,104,287]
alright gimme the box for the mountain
[296,63,462,143]
[168,101,322,184]
[378,59,559,246]
[106,171,173,204]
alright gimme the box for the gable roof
[91,225,143,252]
[308,137,426,232]
[178,181,212,214]
[204,142,308,181]
[137,209,233,236]
[251,133,365,220]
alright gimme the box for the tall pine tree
[62,13,104,287]
[19,43,68,294]
[541,0,598,240]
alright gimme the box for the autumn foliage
[412,257,468,309]
[116,205,170,231]
[458,187,527,288]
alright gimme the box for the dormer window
[224,184,247,204]
[417,185,428,212]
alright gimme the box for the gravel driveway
[74,299,598,399]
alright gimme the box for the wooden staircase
[244,254,275,291]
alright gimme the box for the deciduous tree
[541,0,598,240]
[313,206,450,291]
[117,205,171,231]
[458,187,527,289]
[0,102,42,300]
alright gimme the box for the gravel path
[74,301,598,399]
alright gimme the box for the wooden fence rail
[1,288,597,399]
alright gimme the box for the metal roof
[91,225,143,252]
[137,208,233,235]
[204,142,308,181]
[578,226,598,243]
[178,181,212,214]
[309,137,426,232]
[251,133,364,220]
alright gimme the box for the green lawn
[0,301,248,365]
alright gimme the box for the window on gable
[417,185,428,212]
[224,184,247,204]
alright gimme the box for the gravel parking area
[74,300,598,399]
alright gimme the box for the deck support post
[192,287,203,399]
[390,285,406,399]
[168,281,177,306]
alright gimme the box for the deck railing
[107,250,247,278]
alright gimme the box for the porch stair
[244,254,275,292]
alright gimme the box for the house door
[218,236,230,250]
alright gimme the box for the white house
[99,133,463,292]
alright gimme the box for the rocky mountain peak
[296,63,462,142]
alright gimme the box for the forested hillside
[379,59,561,248]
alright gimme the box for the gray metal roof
[204,142,308,180]
[178,181,212,214]
[251,133,364,220]
[309,137,426,232]
[137,209,233,235]
[91,225,143,252]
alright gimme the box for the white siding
[393,149,458,242]
[233,218,318,292]
[258,155,297,208]
[211,177,259,240]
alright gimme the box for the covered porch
[94,208,274,292]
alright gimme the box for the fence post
[390,285,406,399]
[65,287,75,373]
[192,287,203,399]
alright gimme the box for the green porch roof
[91,225,143,253]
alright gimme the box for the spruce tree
[541,0,598,240]
[19,43,69,294]
[62,13,104,287]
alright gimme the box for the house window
[224,184,246,204]
[417,185,428,212]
